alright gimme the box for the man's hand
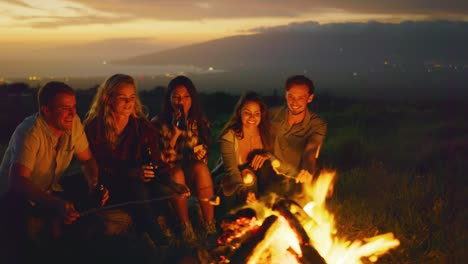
[100,188,109,207]
[246,191,257,204]
[295,169,313,184]
[53,199,80,224]
[90,184,109,207]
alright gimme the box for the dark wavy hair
[285,75,315,95]
[159,75,210,145]
[218,91,273,152]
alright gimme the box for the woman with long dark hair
[151,75,215,243]
[217,91,279,210]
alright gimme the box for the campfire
[211,170,400,264]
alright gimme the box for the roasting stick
[268,145,321,181]
[80,192,220,217]
[270,159,300,180]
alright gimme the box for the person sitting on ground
[151,75,216,243]
[217,92,281,211]
[0,81,107,263]
[269,75,327,193]
[83,73,176,246]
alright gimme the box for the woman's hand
[169,123,183,149]
[130,166,155,183]
[249,153,270,171]
[194,144,207,161]
[140,165,156,183]
[173,124,183,138]
[172,109,184,135]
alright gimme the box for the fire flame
[245,169,400,263]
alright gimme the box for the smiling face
[42,93,77,134]
[170,85,192,116]
[109,83,136,117]
[285,84,313,116]
[241,101,262,130]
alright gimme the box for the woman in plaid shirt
[84,73,171,245]
[151,76,215,243]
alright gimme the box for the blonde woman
[84,73,171,245]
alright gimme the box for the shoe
[202,220,218,247]
[141,232,157,250]
[180,222,197,244]
[204,220,217,235]
[157,216,176,245]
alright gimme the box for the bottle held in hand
[143,146,158,179]
[92,184,106,207]
[175,105,187,131]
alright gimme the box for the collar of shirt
[36,112,71,140]
[280,105,311,136]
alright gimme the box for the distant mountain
[118,21,468,73]
[38,38,169,61]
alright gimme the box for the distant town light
[208,67,214,71]
[102,60,107,65]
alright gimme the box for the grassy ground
[316,99,467,263]
[1,92,466,263]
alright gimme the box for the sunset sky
[1,0,467,51]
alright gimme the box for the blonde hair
[84,73,147,146]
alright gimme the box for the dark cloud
[69,0,468,20]
[250,19,468,35]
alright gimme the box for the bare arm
[75,147,109,206]
[302,115,327,174]
[302,141,321,174]
[9,163,79,223]
[75,147,99,191]
[10,163,61,207]
[219,131,243,183]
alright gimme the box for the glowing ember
[218,215,261,246]
[243,173,254,185]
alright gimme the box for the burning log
[273,199,326,264]
[229,215,279,263]
[210,170,400,263]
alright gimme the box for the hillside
[118,21,468,73]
